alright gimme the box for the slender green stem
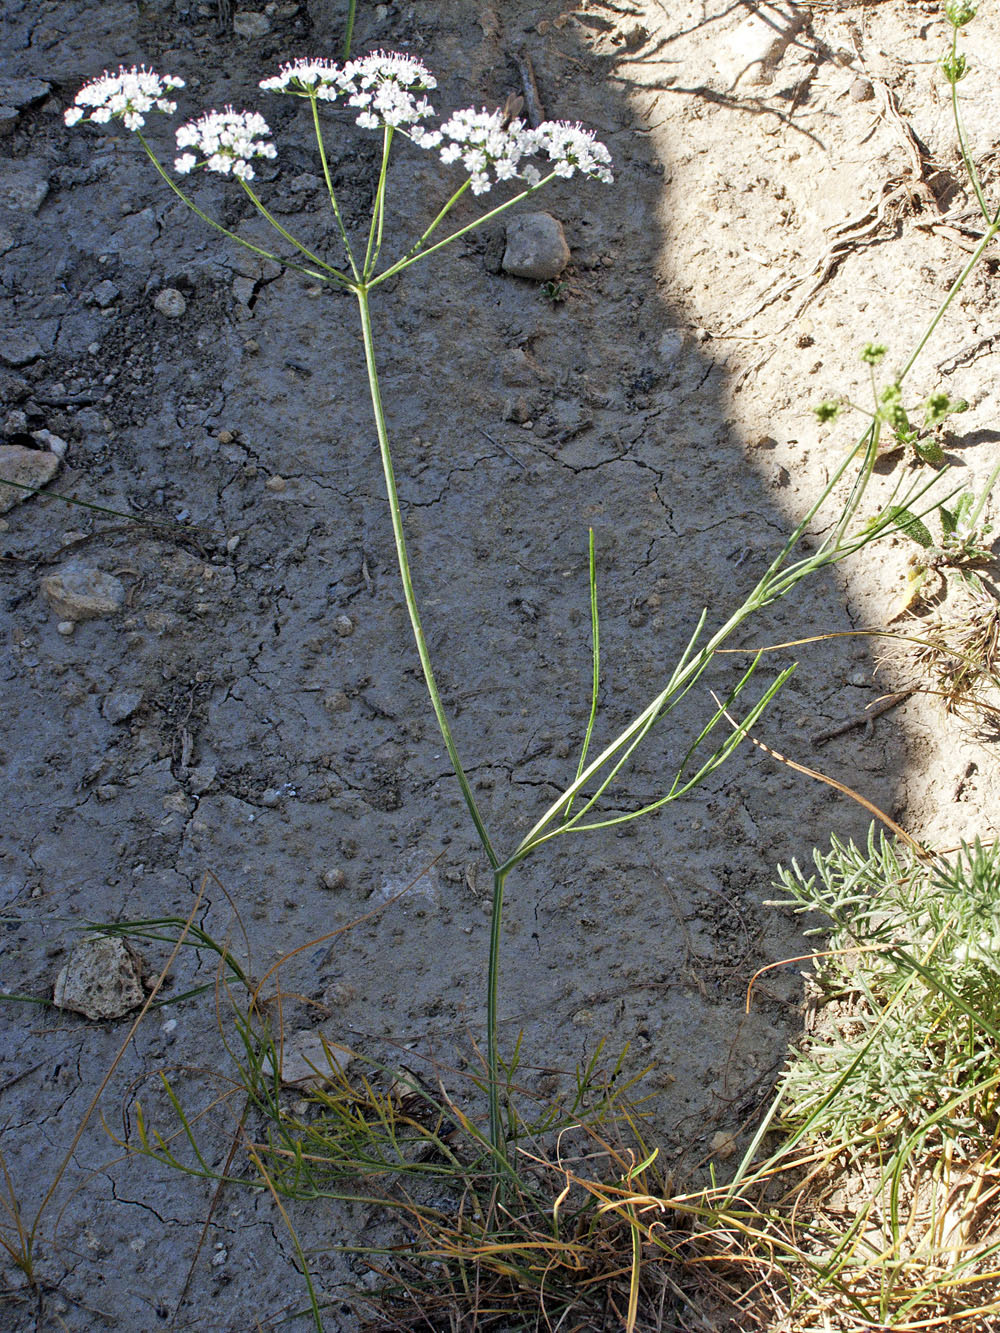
[899,220,999,382]
[966,456,1000,530]
[309,93,360,280]
[948,27,991,226]
[355,286,498,868]
[563,528,600,824]
[240,180,353,284]
[342,0,357,58]
[364,126,393,279]
[370,173,557,287]
[486,866,509,1163]
[137,134,333,283]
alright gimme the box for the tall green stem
[370,174,556,287]
[355,286,499,869]
[342,0,357,58]
[241,181,352,284]
[486,866,509,1163]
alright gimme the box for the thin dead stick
[745,944,898,1014]
[810,689,914,746]
[710,692,929,859]
[514,51,545,127]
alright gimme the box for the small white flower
[64,65,185,132]
[174,107,276,181]
[529,121,614,184]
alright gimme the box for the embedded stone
[0,329,43,367]
[101,688,143,724]
[92,279,120,308]
[153,287,187,318]
[40,562,126,620]
[53,936,145,1020]
[263,1031,344,1086]
[233,10,271,36]
[502,212,571,281]
[0,445,60,512]
[0,77,51,109]
[0,163,49,213]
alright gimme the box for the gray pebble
[233,10,272,36]
[92,279,120,308]
[0,329,43,367]
[0,163,49,213]
[189,764,217,794]
[334,614,354,637]
[153,288,187,318]
[321,868,347,890]
[502,212,571,281]
[101,688,143,724]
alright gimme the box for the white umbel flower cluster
[64,66,184,131]
[531,121,614,184]
[435,111,613,194]
[259,57,342,99]
[261,51,439,138]
[438,108,536,195]
[174,108,277,181]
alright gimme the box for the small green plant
[816,344,969,467]
[540,277,568,302]
[106,911,685,1332]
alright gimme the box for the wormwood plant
[61,13,988,1174]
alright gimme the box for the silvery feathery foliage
[63,65,184,130]
[174,108,277,180]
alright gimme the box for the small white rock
[53,937,145,1020]
[32,427,68,458]
[153,287,187,318]
[57,620,75,636]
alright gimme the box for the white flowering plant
[64,47,964,1168]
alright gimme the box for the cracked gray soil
[3,1,1000,1329]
